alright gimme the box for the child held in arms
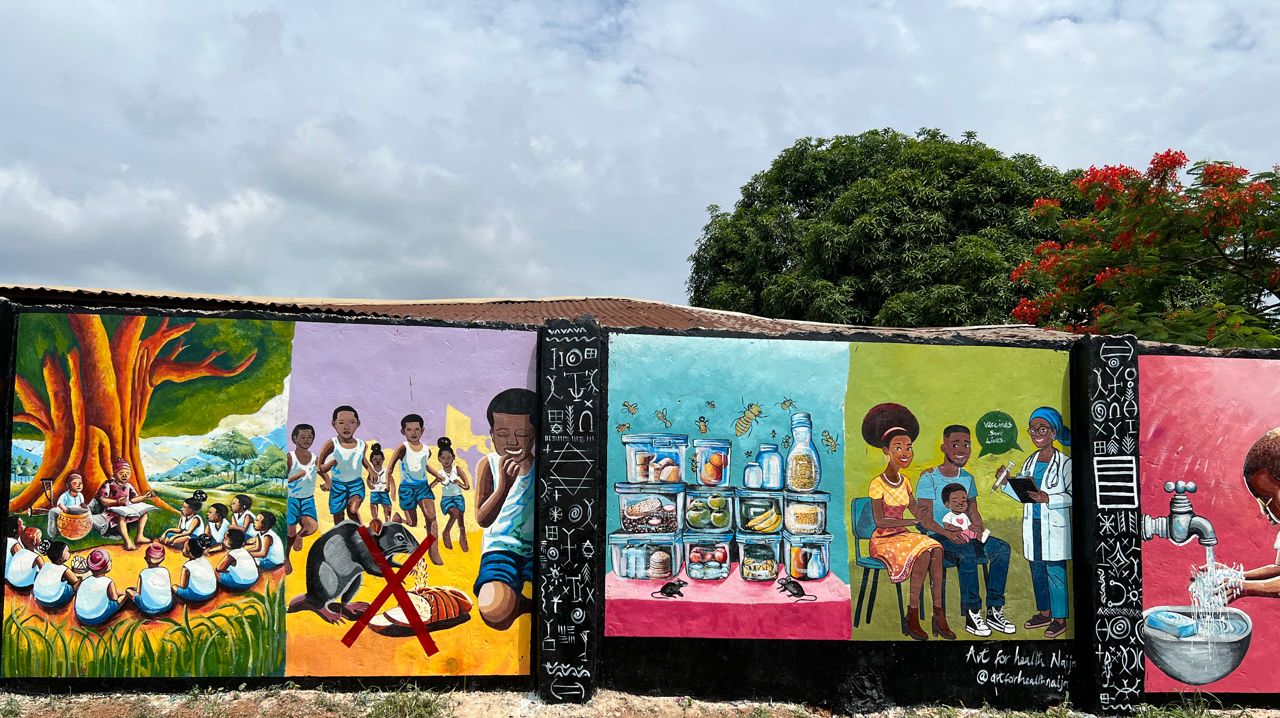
[941,483,989,543]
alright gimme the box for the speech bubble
[976,410,1022,457]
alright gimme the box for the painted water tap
[1142,481,1218,547]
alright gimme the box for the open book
[105,502,159,519]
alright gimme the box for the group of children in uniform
[4,483,287,626]
[285,389,536,631]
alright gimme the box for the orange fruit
[709,452,726,468]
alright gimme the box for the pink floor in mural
[605,570,851,640]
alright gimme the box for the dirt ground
[0,688,1271,718]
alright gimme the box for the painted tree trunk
[9,315,256,513]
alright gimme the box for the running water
[1187,546,1246,637]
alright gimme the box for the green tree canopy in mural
[9,313,292,512]
[203,430,259,484]
[687,128,1087,327]
[247,444,287,480]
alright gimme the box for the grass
[2,581,285,678]
[0,696,20,718]
[364,689,455,718]
[1136,694,1248,718]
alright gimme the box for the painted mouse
[651,579,688,599]
[776,577,817,602]
[287,519,420,623]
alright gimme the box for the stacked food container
[612,414,834,585]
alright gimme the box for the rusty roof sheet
[0,284,1075,343]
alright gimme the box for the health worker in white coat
[995,406,1072,639]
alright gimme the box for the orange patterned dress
[868,473,940,583]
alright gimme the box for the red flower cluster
[1009,260,1034,284]
[1030,197,1061,216]
[1111,230,1135,251]
[1094,267,1122,286]
[1201,163,1249,186]
[1034,240,1061,256]
[1075,165,1141,209]
[1012,298,1041,323]
[1146,149,1189,181]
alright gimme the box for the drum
[57,510,94,541]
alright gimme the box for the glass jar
[757,444,783,490]
[783,491,829,534]
[785,414,822,492]
[784,531,832,581]
[684,531,732,581]
[621,433,689,483]
[735,489,783,534]
[616,483,684,534]
[685,486,734,532]
[609,531,682,580]
[737,532,782,582]
[694,438,731,486]
[742,462,763,489]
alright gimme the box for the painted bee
[655,408,672,429]
[778,397,797,411]
[695,416,710,434]
[734,402,764,437]
[622,401,639,415]
[821,430,839,454]
[616,423,631,433]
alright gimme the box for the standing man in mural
[916,425,1015,637]
[317,406,374,525]
[474,388,537,630]
[995,407,1072,638]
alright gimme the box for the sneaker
[965,609,992,637]
[1024,613,1052,629]
[1045,619,1068,638]
[986,606,1016,634]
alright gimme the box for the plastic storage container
[736,489,783,534]
[785,414,822,492]
[616,483,684,533]
[784,491,829,534]
[609,532,683,580]
[694,438,732,486]
[784,531,832,581]
[685,486,734,532]
[684,531,733,581]
[622,433,689,483]
[757,444,784,490]
[742,462,763,489]
[737,532,782,582]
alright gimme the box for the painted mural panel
[1139,354,1280,692]
[5,312,293,677]
[845,343,1074,642]
[605,333,852,640]
[283,322,538,676]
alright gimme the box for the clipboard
[1005,475,1041,503]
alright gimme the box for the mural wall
[3,310,538,679]
[1139,354,1280,693]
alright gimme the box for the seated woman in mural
[993,407,1072,639]
[172,535,218,604]
[74,549,129,627]
[159,491,207,548]
[33,540,80,610]
[5,527,46,590]
[247,511,286,571]
[96,459,158,551]
[126,542,175,617]
[861,403,951,641]
[215,528,261,592]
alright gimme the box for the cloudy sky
[2,1,1277,304]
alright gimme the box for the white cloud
[0,1,1278,303]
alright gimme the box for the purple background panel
[287,322,537,461]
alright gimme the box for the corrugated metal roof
[0,284,1073,342]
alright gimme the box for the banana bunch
[745,507,782,532]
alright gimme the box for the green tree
[1014,150,1280,347]
[687,128,1086,326]
[248,444,287,480]
[204,430,259,485]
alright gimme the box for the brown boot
[905,606,928,641]
[932,608,956,640]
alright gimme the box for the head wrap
[112,458,131,475]
[1030,407,1071,447]
[145,542,166,562]
[87,548,110,572]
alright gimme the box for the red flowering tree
[1011,150,1280,347]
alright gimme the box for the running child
[159,491,206,548]
[386,413,448,565]
[317,405,375,524]
[285,423,319,575]
[432,437,472,552]
[127,542,175,617]
[473,388,537,630]
[367,443,394,524]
